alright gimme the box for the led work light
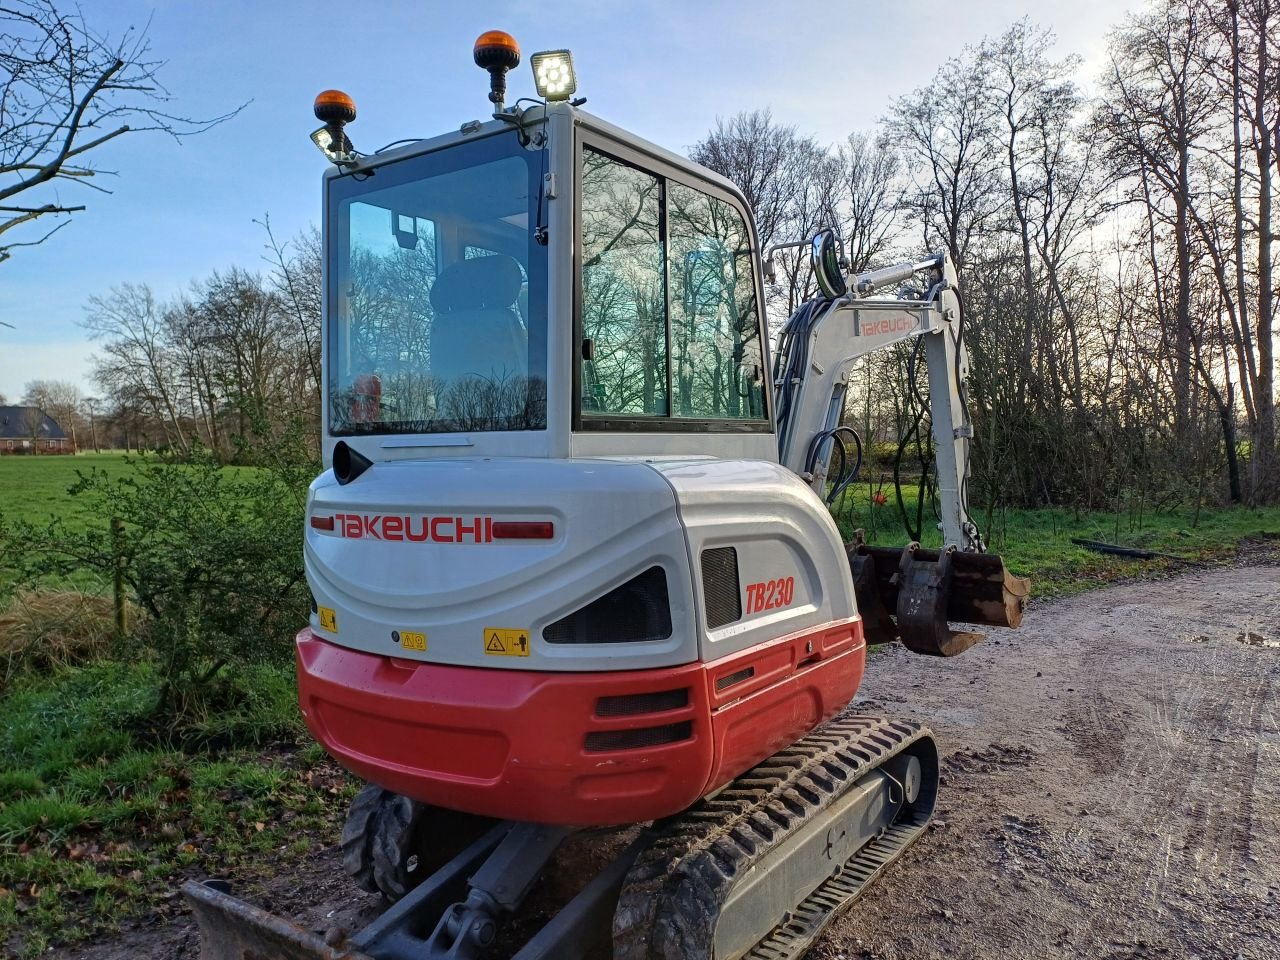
[531,50,576,101]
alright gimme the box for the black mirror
[393,213,420,251]
[810,229,846,299]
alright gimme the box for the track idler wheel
[341,784,495,902]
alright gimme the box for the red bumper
[296,621,864,826]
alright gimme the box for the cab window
[328,132,547,436]
[667,182,766,420]
[578,145,767,428]
[579,150,666,416]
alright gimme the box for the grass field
[0,454,134,596]
[829,481,1280,597]
[0,452,354,957]
[0,453,130,530]
[1,453,1279,954]
[0,663,355,955]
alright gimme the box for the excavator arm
[769,234,1028,653]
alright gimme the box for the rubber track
[340,783,384,896]
[340,784,418,902]
[613,715,935,960]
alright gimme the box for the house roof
[0,406,68,441]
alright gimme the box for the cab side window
[578,145,767,428]
[580,150,667,416]
[667,183,766,420]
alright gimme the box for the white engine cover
[648,458,857,663]
[304,457,856,671]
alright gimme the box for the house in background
[0,406,76,455]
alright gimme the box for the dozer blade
[846,542,1030,655]
[183,880,375,960]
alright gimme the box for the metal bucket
[847,543,1030,656]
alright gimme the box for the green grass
[0,453,131,530]
[0,661,357,958]
[832,479,1280,598]
[0,454,354,956]
[0,454,133,595]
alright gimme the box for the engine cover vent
[700,547,742,628]
[543,566,672,644]
[584,721,693,753]
[596,688,690,717]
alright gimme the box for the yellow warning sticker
[317,606,338,632]
[483,627,531,657]
[398,631,427,652]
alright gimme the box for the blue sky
[0,0,1134,401]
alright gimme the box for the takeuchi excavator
[184,31,1029,960]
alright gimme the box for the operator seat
[429,255,528,384]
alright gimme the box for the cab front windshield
[328,131,547,435]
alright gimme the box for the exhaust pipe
[332,441,373,486]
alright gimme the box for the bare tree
[886,48,1006,273]
[690,110,827,254]
[1096,1,1219,434]
[691,110,847,316]
[259,216,322,411]
[839,132,904,273]
[82,395,100,451]
[1214,0,1277,499]
[21,403,43,451]
[0,0,241,264]
[84,282,190,454]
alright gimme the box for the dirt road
[56,563,1280,960]
[820,561,1280,960]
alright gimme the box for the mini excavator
[184,31,1028,960]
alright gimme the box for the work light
[531,50,576,101]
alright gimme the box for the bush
[0,441,316,717]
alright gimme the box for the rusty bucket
[847,543,1030,656]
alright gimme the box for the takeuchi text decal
[333,514,494,543]
[859,314,918,337]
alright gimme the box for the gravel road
[54,562,1280,960]
[819,561,1280,960]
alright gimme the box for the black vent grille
[584,721,693,753]
[701,547,742,628]
[544,566,672,644]
[596,688,690,717]
[715,666,755,692]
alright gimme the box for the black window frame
[573,139,772,435]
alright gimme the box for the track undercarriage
[184,717,938,960]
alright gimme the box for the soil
[51,559,1280,960]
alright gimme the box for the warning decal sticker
[317,606,338,632]
[397,631,427,652]
[483,627,530,657]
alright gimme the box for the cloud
[0,338,99,401]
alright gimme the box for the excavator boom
[773,234,1028,653]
